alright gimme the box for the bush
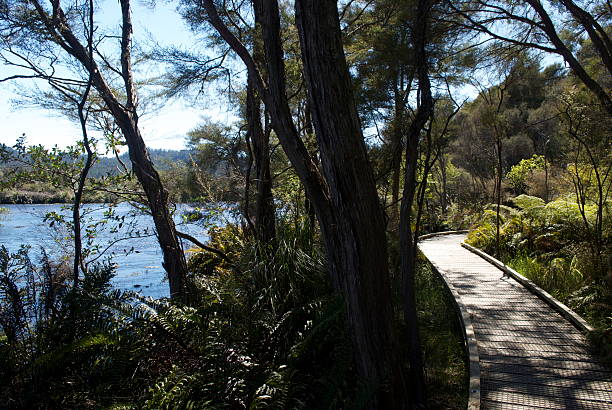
[505,155,544,194]
[0,245,138,408]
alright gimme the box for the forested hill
[0,147,191,177]
[88,149,191,177]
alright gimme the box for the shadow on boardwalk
[419,233,612,409]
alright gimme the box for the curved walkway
[418,233,612,409]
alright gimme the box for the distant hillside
[89,149,191,177]
[0,146,191,177]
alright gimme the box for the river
[0,203,211,298]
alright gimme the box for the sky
[0,1,234,151]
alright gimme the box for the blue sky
[0,1,235,151]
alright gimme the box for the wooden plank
[418,233,612,409]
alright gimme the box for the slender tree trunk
[390,85,405,229]
[122,118,188,299]
[31,0,189,299]
[303,101,317,232]
[72,97,94,286]
[543,139,549,202]
[243,116,256,234]
[72,1,95,287]
[495,136,503,258]
[439,152,448,215]
[399,0,434,406]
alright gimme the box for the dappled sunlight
[419,233,612,408]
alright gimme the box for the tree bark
[72,82,94,286]
[246,74,276,243]
[295,1,408,406]
[390,84,406,229]
[248,6,276,244]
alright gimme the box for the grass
[506,253,612,366]
[506,253,583,302]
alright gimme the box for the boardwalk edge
[418,232,480,410]
[460,241,594,334]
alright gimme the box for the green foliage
[180,216,360,408]
[0,209,471,408]
[0,137,138,204]
[506,155,545,194]
[511,194,545,210]
[507,254,583,301]
[0,245,139,408]
[0,215,361,408]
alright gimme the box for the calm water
[0,203,209,298]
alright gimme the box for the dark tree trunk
[558,0,612,79]
[72,90,95,286]
[246,74,276,243]
[123,119,188,299]
[399,0,434,406]
[495,135,502,259]
[524,0,612,115]
[390,85,406,229]
[204,0,409,404]
[295,1,408,406]
[72,9,95,287]
[303,101,317,231]
[439,151,448,214]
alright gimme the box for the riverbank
[0,189,74,204]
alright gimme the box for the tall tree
[248,4,276,243]
[0,0,188,299]
[201,0,410,405]
[445,0,612,114]
[398,0,435,405]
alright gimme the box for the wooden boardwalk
[418,233,612,409]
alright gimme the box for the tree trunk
[524,0,612,115]
[399,0,434,406]
[204,0,409,404]
[495,135,502,259]
[246,74,276,243]
[72,89,95,286]
[303,101,317,232]
[295,1,408,406]
[390,85,405,230]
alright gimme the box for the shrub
[505,155,544,194]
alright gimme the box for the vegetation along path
[419,233,612,409]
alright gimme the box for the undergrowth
[1,216,471,408]
[416,260,468,409]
